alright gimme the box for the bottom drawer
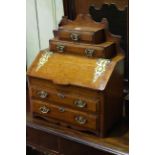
[32,100,97,131]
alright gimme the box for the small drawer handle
[39,106,50,114]
[37,90,48,99]
[74,99,86,108]
[56,44,65,52]
[75,116,87,125]
[85,48,94,57]
[70,33,79,41]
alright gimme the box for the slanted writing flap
[27,49,123,90]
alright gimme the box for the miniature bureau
[27,14,124,137]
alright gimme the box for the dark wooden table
[27,112,128,155]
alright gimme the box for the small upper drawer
[31,86,99,113]
[56,14,106,44]
[32,100,97,131]
[57,30,105,44]
[49,39,116,59]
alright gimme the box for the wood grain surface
[57,14,107,44]
[27,49,124,91]
[31,85,99,113]
[32,100,98,131]
[49,38,116,58]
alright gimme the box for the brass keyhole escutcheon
[85,48,94,57]
[59,107,65,112]
[56,44,65,52]
[57,93,65,99]
[70,33,79,41]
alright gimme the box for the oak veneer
[27,50,124,91]
[27,82,128,155]
[49,38,116,58]
[27,49,124,137]
[27,14,125,137]
[57,14,106,44]
[31,85,99,113]
[32,100,97,131]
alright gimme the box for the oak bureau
[27,14,124,137]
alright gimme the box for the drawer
[31,86,99,113]
[28,77,100,99]
[57,29,105,44]
[49,39,115,58]
[57,14,106,44]
[32,100,98,131]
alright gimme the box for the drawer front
[49,40,115,59]
[31,86,99,113]
[32,100,97,131]
[57,30,105,44]
[28,77,100,99]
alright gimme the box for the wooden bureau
[27,0,129,154]
[27,14,124,137]
[27,53,124,137]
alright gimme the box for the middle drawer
[49,39,115,58]
[31,86,99,113]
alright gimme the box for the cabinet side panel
[104,59,124,133]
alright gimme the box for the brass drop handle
[75,116,87,125]
[39,106,50,114]
[37,90,48,99]
[74,99,86,108]
[56,44,65,52]
[70,33,79,41]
